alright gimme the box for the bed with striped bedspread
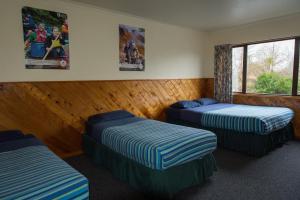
[101,119,217,170]
[201,105,294,134]
[0,145,89,200]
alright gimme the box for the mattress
[166,103,294,134]
[99,119,217,170]
[0,136,89,200]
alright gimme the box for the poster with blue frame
[119,24,145,71]
[22,7,69,69]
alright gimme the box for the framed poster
[119,24,145,71]
[22,7,69,69]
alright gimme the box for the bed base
[167,118,294,157]
[82,134,217,198]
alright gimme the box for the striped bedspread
[0,146,89,200]
[201,105,294,134]
[102,120,217,170]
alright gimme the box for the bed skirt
[82,134,217,198]
[166,118,294,157]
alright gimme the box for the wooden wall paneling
[0,84,78,156]
[204,78,214,97]
[0,79,211,158]
[3,77,298,157]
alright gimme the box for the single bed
[83,110,217,197]
[0,130,89,200]
[166,99,294,156]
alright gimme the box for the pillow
[195,98,218,105]
[88,110,135,123]
[0,130,25,143]
[170,100,201,109]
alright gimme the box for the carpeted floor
[66,141,300,200]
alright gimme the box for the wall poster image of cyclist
[119,24,145,71]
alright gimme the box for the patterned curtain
[214,44,233,103]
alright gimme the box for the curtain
[214,44,232,103]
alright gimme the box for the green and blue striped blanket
[201,105,294,134]
[0,145,89,200]
[101,119,217,170]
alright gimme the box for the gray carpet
[66,141,300,200]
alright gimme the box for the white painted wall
[0,0,207,82]
[205,13,300,77]
[3,0,298,81]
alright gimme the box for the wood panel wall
[0,78,213,158]
[2,77,297,158]
[234,93,300,139]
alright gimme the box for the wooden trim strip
[0,77,212,84]
[292,38,300,96]
[242,45,247,93]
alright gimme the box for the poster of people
[22,7,69,69]
[119,24,145,71]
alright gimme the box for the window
[297,40,300,95]
[232,47,244,92]
[247,40,294,95]
[232,38,300,96]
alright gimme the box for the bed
[0,130,89,200]
[166,98,294,156]
[83,110,217,197]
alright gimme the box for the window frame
[232,36,300,96]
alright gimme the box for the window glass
[232,47,244,92]
[246,40,295,95]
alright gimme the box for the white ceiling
[70,0,300,31]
